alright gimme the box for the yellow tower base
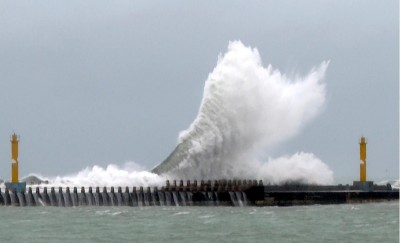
[6,133,26,192]
[359,136,367,182]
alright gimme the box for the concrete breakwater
[0,179,264,207]
[260,184,399,206]
[1,179,398,207]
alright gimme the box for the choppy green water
[0,202,398,243]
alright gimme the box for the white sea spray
[20,41,335,186]
[155,41,333,184]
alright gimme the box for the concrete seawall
[0,179,262,207]
[0,180,398,207]
[259,183,399,206]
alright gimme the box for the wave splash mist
[21,163,165,188]
[14,41,334,187]
[153,41,334,184]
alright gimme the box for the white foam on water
[30,162,165,187]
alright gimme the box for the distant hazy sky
[0,1,398,183]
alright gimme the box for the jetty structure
[0,134,398,207]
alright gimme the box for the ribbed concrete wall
[0,179,263,207]
[0,180,397,207]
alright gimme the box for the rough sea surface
[0,202,398,243]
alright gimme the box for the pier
[0,180,398,207]
[0,179,263,207]
[1,135,398,207]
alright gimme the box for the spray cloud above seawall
[5,41,334,187]
[153,41,333,184]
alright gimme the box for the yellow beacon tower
[11,133,19,183]
[353,136,372,191]
[359,136,367,182]
[5,133,26,193]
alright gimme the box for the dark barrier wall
[0,179,262,207]
[0,179,398,207]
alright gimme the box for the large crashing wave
[153,41,334,184]
[5,41,335,187]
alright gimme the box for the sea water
[0,202,398,243]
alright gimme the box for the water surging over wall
[15,41,333,187]
[47,163,165,188]
[0,179,262,207]
[153,41,333,184]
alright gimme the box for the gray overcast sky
[0,1,398,183]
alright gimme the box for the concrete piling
[122,186,130,206]
[179,180,184,190]
[65,187,72,207]
[4,189,11,206]
[58,187,65,207]
[145,187,151,206]
[102,187,108,206]
[78,187,86,206]
[43,187,50,206]
[50,187,57,206]
[131,187,137,207]
[11,189,17,206]
[87,187,94,206]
